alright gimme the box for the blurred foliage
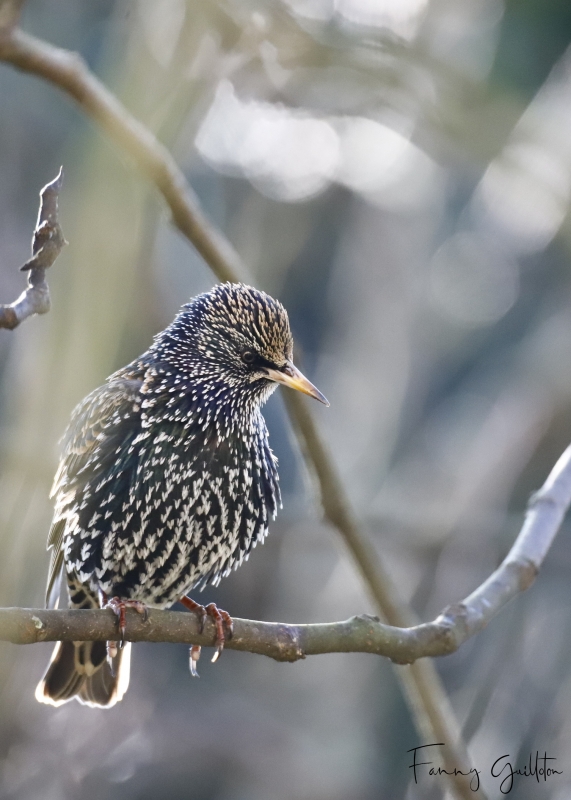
[1,0,571,798]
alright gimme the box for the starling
[35,283,327,708]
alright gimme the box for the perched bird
[35,283,327,708]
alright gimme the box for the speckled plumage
[36,283,323,708]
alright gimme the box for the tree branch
[2,441,570,661]
[0,168,66,329]
[0,608,424,659]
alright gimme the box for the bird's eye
[241,350,256,365]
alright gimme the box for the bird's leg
[104,596,148,650]
[179,595,207,632]
[180,596,233,674]
[180,596,206,677]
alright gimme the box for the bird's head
[154,283,328,410]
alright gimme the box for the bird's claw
[107,640,118,670]
[104,597,148,649]
[180,596,233,670]
[189,645,201,677]
[205,603,233,662]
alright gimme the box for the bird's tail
[36,573,130,709]
[35,639,131,708]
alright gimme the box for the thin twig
[0,168,66,329]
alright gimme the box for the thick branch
[0,168,66,329]
[0,608,420,660]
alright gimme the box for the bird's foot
[204,603,234,662]
[104,596,148,648]
[180,596,233,676]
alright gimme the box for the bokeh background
[1,0,571,797]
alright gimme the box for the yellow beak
[264,361,329,406]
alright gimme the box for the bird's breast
[63,414,278,606]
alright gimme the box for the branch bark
[0,608,428,659]
[0,168,66,329]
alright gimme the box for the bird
[35,282,328,708]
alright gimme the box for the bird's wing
[45,376,143,606]
[51,377,144,497]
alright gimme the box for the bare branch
[0,168,66,329]
[0,608,414,660]
[3,441,571,663]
